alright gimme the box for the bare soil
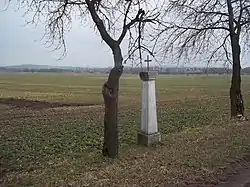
[0,98,101,109]
[216,154,250,187]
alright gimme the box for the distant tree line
[2,66,250,75]
[0,67,82,73]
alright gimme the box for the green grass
[1,73,250,186]
[0,73,234,102]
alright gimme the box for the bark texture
[102,48,123,158]
[229,34,245,119]
[227,0,246,120]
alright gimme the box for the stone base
[137,132,161,146]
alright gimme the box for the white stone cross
[144,55,152,72]
[137,71,161,146]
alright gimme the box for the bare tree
[152,0,250,119]
[4,0,161,157]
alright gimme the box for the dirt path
[0,98,102,109]
[217,168,250,187]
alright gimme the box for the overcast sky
[0,2,117,68]
[1,2,249,68]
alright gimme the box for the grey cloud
[0,6,113,67]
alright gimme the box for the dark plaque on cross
[144,55,152,72]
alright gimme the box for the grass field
[1,73,250,186]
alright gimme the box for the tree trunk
[226,0,246,120]
[229,34,245,119]
[102,47,123,158]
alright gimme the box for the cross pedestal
[138,71,161,146]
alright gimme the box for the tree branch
[117,8,144,44]
[170,24,230,32]
[85,0,116,50]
